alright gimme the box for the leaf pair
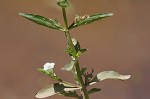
[19,13,113,31]
[35,71,130,98]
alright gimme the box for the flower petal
[43,62,55,70]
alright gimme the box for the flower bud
[57,0,69,8]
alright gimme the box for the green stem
[61,7,89,99]
[62,8,68,28]
[75,62,89,99]
[62,8,75,51]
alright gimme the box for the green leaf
[88,88,101,95]
[57,0,69,8]
[80,49,88,53]
[35,82,81,98]
[80,67,87,75]
[65,46,76,57]
[37,68,61,81]
[19,13,64,31]
[90,71,131,85]
[60,90,79,98]
[61,60,76,71]
[65,38,87,59]
[68,13,113,30]
[76,48,88,58]
[71,38,81,52]
[97,71,131,81]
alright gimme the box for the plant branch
[61,7,89,99]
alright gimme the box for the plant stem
[62,8,75,51]
[75,62,89,99]
[61,7,89,99]
[62,8,68,28]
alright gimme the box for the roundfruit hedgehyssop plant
[19,0,131,99]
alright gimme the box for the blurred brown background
[0,0,150,99]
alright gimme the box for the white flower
[43,62,55,70]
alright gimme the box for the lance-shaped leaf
[35,82,81,98]
[89,71,131,85]
[68,13,113,30]
[19,13,64,31]
[61,60,76,71]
